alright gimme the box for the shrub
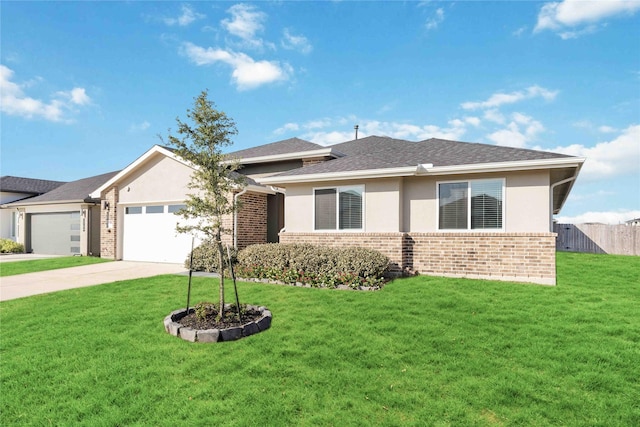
[0,239,25,254]
[236,243,389,289]
[185,240,237,273]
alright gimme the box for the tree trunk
[216,233,225,321]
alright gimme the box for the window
[168,204,186,213]
[438,179,503,230]
[146,206,164,214]
[126,206,142,215]
[314,186,363,231]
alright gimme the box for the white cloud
[487,113,545,148]
[281,29,312,54]
[274,116,470,145]
[221,3,269,49]
[163,4,204,27]
[426,8,445,30]
[0,65,91,123]
[546,125,640,181]
[273,122,300,135]
[555,210,640,225]
[598,125,617,133]
[181,42,291,90]
[461,85,558,110]
[535,0,640,37]
[130,121,151,132]
[513,26,527,37]
[484,109,506,124]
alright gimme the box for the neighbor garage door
[122,204,198,264]
[29,212,81,255]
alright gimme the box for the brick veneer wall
[405,233,556,285]
[100,186,119,259]
[280,232,557,285]
[236,192,267,249]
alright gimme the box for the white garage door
[123,204,200,264]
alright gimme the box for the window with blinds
[438,179,504,230]
[314,186,363,230]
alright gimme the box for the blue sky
[1,1,639,224]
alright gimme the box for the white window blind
[339,187,363,230]
[471,180,503,229]
[439,182,468,229]
[315,188,336,230]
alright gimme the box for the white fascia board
[243,184,276,195]
[418,157,586,176]
[257,166,418,185]
[2,199,88,208]
[228,148,345,165]
[89,145,193,198]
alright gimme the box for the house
[0,176,66,242]
[90,135,584,285]
[4,171,118,256]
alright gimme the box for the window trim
[436,178,505,232]
[312,185,365,232]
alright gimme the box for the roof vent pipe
[354,125,359,140]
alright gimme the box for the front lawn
[0,256,111,277]
[1,252,638,426]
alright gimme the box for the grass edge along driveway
[1,252,639,426]
[0,256,111,277]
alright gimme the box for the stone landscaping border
[164,305,272,343]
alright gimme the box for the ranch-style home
[89,135,584,285]
[1,176,66,243]
[3,172,118,256]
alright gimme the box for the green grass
[0,256,111,277]
[1,252,639,426]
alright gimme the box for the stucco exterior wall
[403,170,551,233]
[283,179,403,233]
[118,155,193,205]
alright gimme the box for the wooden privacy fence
[554,223,640,256]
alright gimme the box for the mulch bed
[178,306,263,330]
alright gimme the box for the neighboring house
[4,171,119,256]
[626,218,640,226]
[0,176,66,242]
[90,135,584,285]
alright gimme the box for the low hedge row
[184,240,237,272]
[185,242,390,289]
[236,243,389,289]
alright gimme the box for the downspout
[233,188,248,249]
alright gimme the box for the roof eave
[2,199,98,208]
[229,148,345,165]
[418,157,586,176]
[257,166,418,185]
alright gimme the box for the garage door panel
[123,205,200,263]
[30,212,80,255]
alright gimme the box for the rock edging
[164,305,272,343]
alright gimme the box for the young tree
[165,90,245,321]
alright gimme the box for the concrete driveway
[0,261,186,302]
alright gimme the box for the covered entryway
[27,212,81,255]
[122,204,198,264]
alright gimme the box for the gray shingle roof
[8,171,120,205]
[270,136,573,177]
[0,176,66,195]
[228,138,323,159]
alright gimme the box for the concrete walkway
[0,253,63,263]
[0,261,186,302]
